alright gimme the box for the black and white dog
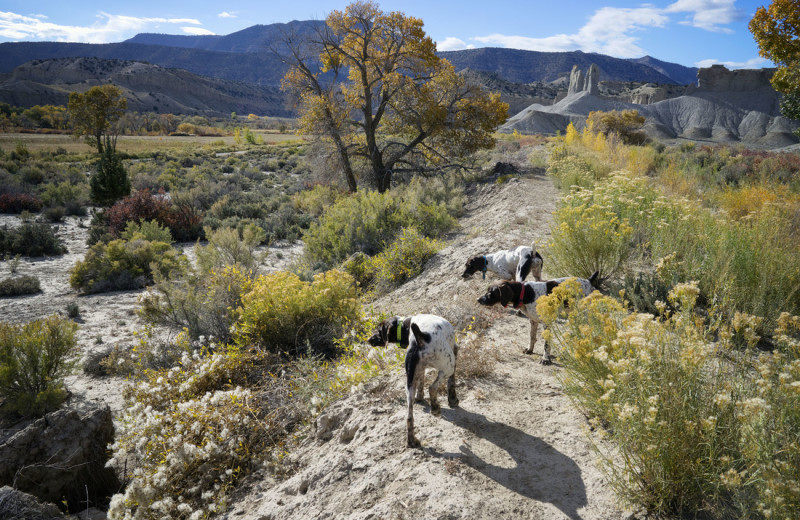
[477,272,598,365]
[462,244,543,282]
[369,314,458,448]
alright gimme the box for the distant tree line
[0,102,294,135]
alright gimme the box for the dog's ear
[382,318,396,343]
[410,322,431,346]
[546,280,560,294]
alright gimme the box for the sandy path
[222,172,626,520]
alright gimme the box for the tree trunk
[374,166,391,193]
[330,133,358,192]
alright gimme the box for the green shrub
[66,301,80,318]
[303,180,459,270]
[0,315,77,417]
[0,222,67,257]
[141,264,253,343]
[42,206,65,223]
[195,224,265,278]
[0,275,41,297]
[90,147,131,206]
[367,227,441,291]
[40,181,88,214]
[235,270,361,357]
[70,238,187,294]
[120,219,173,244]
[292,184,346,218]
[303,190,407,267]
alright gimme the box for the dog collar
[397,318,403,342]
[482,256,487,279]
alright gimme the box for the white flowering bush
[107,340,270,520]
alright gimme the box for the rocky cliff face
[501,64,798,148]
[696,64,776,92]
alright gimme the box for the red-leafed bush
[104,189,203,241]
[104,189,172,238]
[0,193,42,214]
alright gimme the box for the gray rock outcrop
[0,487,62,520]
[0,405,119,512]
[585,64,600,95]
[500,64,799,147]
[567,65,585,96]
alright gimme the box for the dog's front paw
[523,348,534,355]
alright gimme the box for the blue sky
[0,1,772,69]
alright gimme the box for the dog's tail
[588,270,600,288]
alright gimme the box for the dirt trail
[223,173,626,520]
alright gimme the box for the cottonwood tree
[280,1,508,192]
[749,0,800,126]
[68,84,127,154]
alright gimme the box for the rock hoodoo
[501,64,799,147]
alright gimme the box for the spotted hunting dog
[477,272,598,365]
[462,244,543,282]
[368,314,458,448]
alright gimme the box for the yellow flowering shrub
[550,287,744,516]
[547,195,633,284]
[235,269,361,356]
[736,314,800,519]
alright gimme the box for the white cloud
[665,0,744,32]
[218,12,237,19]
[182,27,215,36]
[695,57,772,69]
[0,10,203,43]
[437,37,473,51]
[474,6,668,58]
[466,1,749,59]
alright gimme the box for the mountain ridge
[0,21,699,88]
[0,56,291,117]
